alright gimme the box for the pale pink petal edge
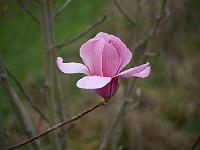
[76,76,112,89]
[117,62,151,78]
[57,57,89,74]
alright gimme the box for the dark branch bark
[16,0,40,24]
[55,14,108,49]
[5,66,49,123]
[112,0,136,26]
[190,135,200,150]
[0,58,42,150]
[1,100,106,150]
[55,0,72,16]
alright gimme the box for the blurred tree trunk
[40,0,67,149]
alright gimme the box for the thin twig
[1,100,106,150]
[133,0,192,50]
[0,0,8,17]
[190,135,200,150]
[55,14,108,49]
[160,0,193,27]
[99,101,127,150]
[16,0,40,24]
[55,0,72,16]
[112,0,136,26]
[0,58,42,150]
[5,66,50,123]
[52,58,68,150]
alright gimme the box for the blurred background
[0,0,200,150]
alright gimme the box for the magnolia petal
[80,38,105,76]
[76,76,111,89]
[95,77,119,99]
[92,39,105,76]
[102,42,119,77]
[109,35,132,73]
[95,32,109,40]
[57,57,89,74]
[96,32,132,73]
[117,62,150,78]
[134,66,151,78]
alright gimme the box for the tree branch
[0,58,42,150]
[16,0,40,24]
[55,0,72,16]
[5,66,50,123]
[112,0,136,26]
[54,14,108,49]
[190,134,200,150]
[1,100,106,150]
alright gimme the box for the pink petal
[109,35,132,73]
[95,77,119,99]
[57,57,89,74]
[102,42,119,77]
[134,66,151,78]
[117,62,150,78]
[76,76,111,89]
[95,32,109,40]
[96,32,132,73]
[80,38,105,76]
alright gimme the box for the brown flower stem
[1,100,106,150]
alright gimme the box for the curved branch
[5,66,50,123]
[0,58,42,150]
[190,135,200,150]
[112,0,136,26]
[55,0,72,16]
[55,14,108,49]
[1,100,106,150]
[16,0,40,24]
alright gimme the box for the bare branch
[55,14,108,49]
[16,0,40,24]
[0,58,42,150]
[190,134,200,150]
[5,66,50,123]
[159,0,193,26]
[112,0,136,26]
[1,100,106,150]
[99,100,127,150]
[0,0,8,17]
[55,0,72,16]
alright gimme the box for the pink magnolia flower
[57,32,150,99]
